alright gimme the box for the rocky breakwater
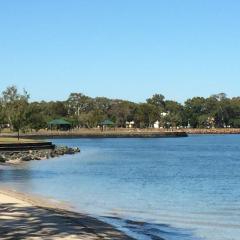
[0,146,80,164]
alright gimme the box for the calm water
[0,135,240,240]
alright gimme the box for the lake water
[0,135,240,240]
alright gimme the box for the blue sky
[0,0,239,103]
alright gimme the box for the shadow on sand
[0,202,134,240]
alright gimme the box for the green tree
[135,103,159,128]
[67,93,93,115]
[165,100,184,127]
[108,101,136,127]
[1,86,29,139]
[146,94,165,109]
[184,97,207,128]
[26,103,47,131]
[0,100,6,132]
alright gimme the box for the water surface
[0,135,239,240]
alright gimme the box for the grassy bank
[0,137,41,144]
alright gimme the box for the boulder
[73,147,80,153]
[0,155,6,163]
[21,155,33,161]
[0,145,80,163]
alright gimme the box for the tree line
[0,86,240,133]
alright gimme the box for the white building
[154,120,160,129]
[126,121,135,128]
[161,112,168,117]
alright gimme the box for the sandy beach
[0,188,133,240]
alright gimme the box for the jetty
[0,141,55,151]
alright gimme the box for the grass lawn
[0,138,41,144]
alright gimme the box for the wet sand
[0,188,134,240]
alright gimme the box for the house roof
[100,119,115,125]
[48,119,71,125]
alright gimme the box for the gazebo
[48,119,71,131]
[99,119,115,131]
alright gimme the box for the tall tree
[146,94,165,109]
[1,86,29,139]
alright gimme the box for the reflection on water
[0,135,240,240]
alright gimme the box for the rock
[21,155,33,161]
[73,147,80,152]
[65,148,75,154]
[0,155,6,163]
[52,146,80,155]
[0,145,80,164]
[50,152,57,158]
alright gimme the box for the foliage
[26,103,47,131]
[1,86,29,137]
[0,86,240,131]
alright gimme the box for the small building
[161,112,168,117]
[154,120,160,129]
[48,119,71,131]
[99,119,115,131]
[126,121,135,128]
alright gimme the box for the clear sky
[0,0,239,103]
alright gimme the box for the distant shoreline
[1,128,240,139]
[0,129,188,138]
[185,128,240,134]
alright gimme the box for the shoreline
[0,129,187,138]
[0,186,134,240]
[185,128,240,134]
[1,128,240,139]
